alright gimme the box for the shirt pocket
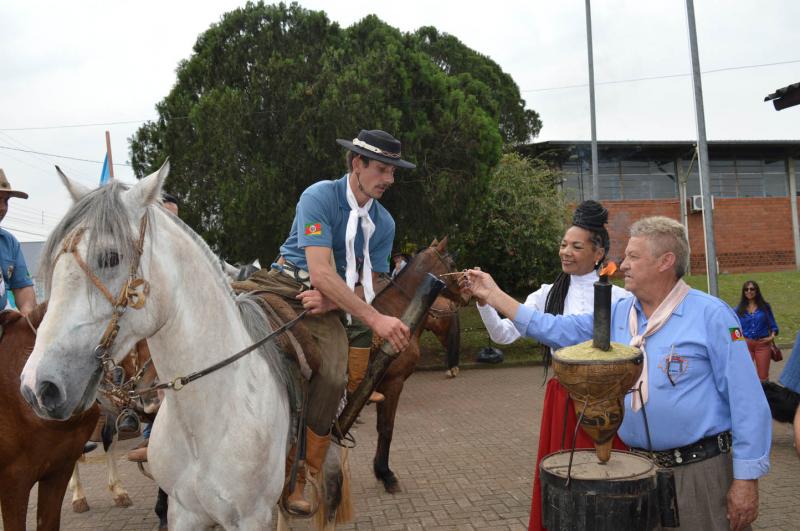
[651,345,695,390]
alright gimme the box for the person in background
[474,200,629,531]
[778,333,800,457]
[390,252,410,278]
[462,216,770,531]
[734,280,779,382]
[0,169,36,316]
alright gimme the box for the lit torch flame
[599,261,617,277]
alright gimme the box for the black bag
[476,346,504,364]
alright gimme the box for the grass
[417,270,800,370]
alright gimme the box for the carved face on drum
[559,226,606,276]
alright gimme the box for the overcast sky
[1,0,797,241]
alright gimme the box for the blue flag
[99,153,111,185]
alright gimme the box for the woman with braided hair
[474,200,629,530]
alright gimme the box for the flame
[599,261,617,277]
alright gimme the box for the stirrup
[279,474,321,519]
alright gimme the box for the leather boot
[347,346,384,403]
[284,428,331,516]
[284,444,311,516]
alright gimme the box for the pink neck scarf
[629,279,691,412]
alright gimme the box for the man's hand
[369,314,410,353]
[727,479,759,530]
[296,289,338,315]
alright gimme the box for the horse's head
[20,163,170,421]
[408,237,467,305]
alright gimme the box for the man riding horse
[254,129,414,515]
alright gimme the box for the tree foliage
[129,1,541,263]
[458,153,568,296]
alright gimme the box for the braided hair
[541,200,610,371]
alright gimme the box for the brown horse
[0,304,99,531]
[370,238,464,493]
[422,295,461,378]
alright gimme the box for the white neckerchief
[628,279,691,412]
[345,174,376,321]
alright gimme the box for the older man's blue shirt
[513,288,771,480]
[279,175,395,279]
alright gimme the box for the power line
[2,224,49,238]
[0,145,132,166]
[522,58,800,93]
[0,119,149,132]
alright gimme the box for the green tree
[129,1,540,263]
[459,153,568,296]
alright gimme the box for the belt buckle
[717,432,731,453]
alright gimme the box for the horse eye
[98,250,121,269]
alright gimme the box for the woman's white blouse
[477,270,630,345]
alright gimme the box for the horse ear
[436,236,449,252]
[56,166,92,202]
[127,160,170,209]
[429,238,439,247]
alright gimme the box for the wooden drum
[540,450,677,530]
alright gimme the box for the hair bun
[572,200,608,230]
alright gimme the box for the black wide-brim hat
[336,129,416,169]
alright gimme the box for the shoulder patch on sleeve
[729,327,745,341]
[304,223,322,236]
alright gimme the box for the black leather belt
[633,431,732,468]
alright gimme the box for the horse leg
[373,376,404,493]
[36,465,76,531]
[168,500,213,531]
[69,461,90,513]
[444,313,460,377]
[154,488,169,531]
[0,477,32,531]
[104,439,133,507]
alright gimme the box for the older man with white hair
[463,216,770,531]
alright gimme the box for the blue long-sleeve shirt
[513,288,771,480]
[736,305,778,340]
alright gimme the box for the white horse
[20,164,293,529]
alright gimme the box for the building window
[685,157,787,198]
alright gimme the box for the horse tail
[313,444,354,529]
[335,447,354,524]
[445,311,461,370]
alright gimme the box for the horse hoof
[114,494,133,507]
[72,498,90,513]
[384,479,402,494]
[445,367,459,378]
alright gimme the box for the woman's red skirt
[529,378,628,530]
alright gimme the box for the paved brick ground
[10,362,800,530]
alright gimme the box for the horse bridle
[58,214,151,375]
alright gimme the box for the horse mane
[39,181,148,297]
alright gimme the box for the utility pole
[685,0,718,296]
[585,0,599,200]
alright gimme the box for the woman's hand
[459,268,500,307]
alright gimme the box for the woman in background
[735,280,779,381]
